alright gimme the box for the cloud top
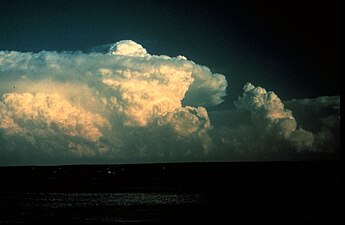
[108,40,149,57]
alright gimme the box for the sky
[0,0,340,165]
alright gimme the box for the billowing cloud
[0,92,108,142]
[235,83,314,151]
[0,40,225,164]
[0,40,340,165]
[209,84,339,160]
[107,40,149,57]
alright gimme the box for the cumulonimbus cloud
[235,83,315,151]
[0,40,340,165]
[209,84,339,161]
[0,40,226,164]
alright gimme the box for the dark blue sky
[0,0,339,106]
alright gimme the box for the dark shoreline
[0,161,342,221]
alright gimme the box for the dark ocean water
[0,162,341,222]
[0,192,209,222]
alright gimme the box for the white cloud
[0,41,339,164]
[0,40,226,164]
[209,84,339,160]
[0,92,108,142]
[108,40,149,57]
[234,83,314,150]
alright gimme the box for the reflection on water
[12,192,204,207]
[0,192,208,222]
